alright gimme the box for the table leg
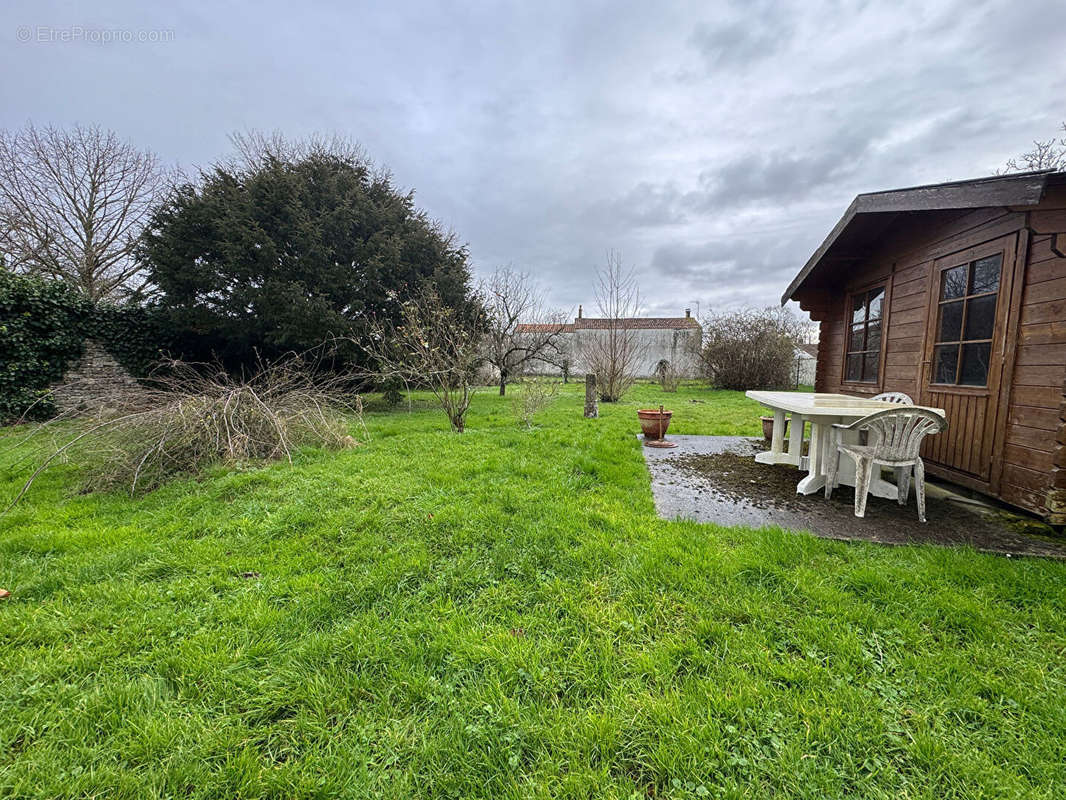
[770,409,785,456]
[786,414,804,466]
[755,409,789,465]
[796,420,828,494]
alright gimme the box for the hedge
[0,272,167,422]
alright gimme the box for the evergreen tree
[139,137,474,367]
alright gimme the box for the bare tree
[482,267,568,396]
[1002,122,1066,173]
[0,123,172,302]
[578,251,647,402]
[361,289,484,433]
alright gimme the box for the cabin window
[931,254,1001,387]
[844,286,885,383]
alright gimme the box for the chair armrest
[832,417,869,431]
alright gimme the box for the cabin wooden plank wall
[810,186,1066,520]
[1021,200,1066,523]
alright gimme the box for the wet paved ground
[642,435,1066,559]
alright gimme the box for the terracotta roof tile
[517,316,699,333]
[573,317,700,331]
[514,323,575,333]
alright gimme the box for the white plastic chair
[872,391,913,404]
[825,408,947,522]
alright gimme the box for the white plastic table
[745,391,945,499]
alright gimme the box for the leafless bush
[655,359,683,392]
[511,378,561,430]
[579,251,647,402]
[360,288,485,433]
[5,355,363,505]
[698,308,802,390]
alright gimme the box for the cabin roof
[781,170,1057,305]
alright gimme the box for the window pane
[963,294,997,341]
[867,288,884,320]
[863,352,879,382]
[937,300,964,342]
[848,322,865,352]
[933,344,959,384]
[941,266,967,300]
[959,342,992,386]
[851,295,866,325]
[846,353,862,382]
[866,320,882,352]
[970,255,1001,294]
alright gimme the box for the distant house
[517,307,702,379]
[783,170,1066,523]
[793,343,818,387]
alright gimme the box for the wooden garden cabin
[784,170,1066,523]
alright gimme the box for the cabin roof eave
[781,170,1056,305]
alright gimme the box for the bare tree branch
[577,251,647,402]
[0,123,173,302]
[3,352,364,508]
[1001,122,1066,173]
[359,289,485,433]
[481,267,568,395]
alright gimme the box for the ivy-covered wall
[0,272,167,422]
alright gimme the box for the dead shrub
[6,355,364,504]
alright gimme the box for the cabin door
[917,234,1016,488]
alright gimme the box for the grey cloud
[652,232,806,283]
[605,181,688,227]
[688,10,795,71]
[687,149,862,210]
[2,0,1064,317]
[611,141,870,232]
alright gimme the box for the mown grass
[1,382,1064,799]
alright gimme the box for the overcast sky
[3,0,1064,318]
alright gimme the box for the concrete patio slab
[641,435,1066,559]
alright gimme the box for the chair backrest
[851,408,947,461]
[872,391,914,405]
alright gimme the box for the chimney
[684,308,691,318]
[578,304,583,319]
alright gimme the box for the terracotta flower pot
[760,415,789,441]
[638,408,673,440]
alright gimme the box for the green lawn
[2,382,1064,799]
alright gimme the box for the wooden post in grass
[584,373,598,418]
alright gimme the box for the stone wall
[52,340,145,415]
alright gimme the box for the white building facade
[518,308,702,379]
